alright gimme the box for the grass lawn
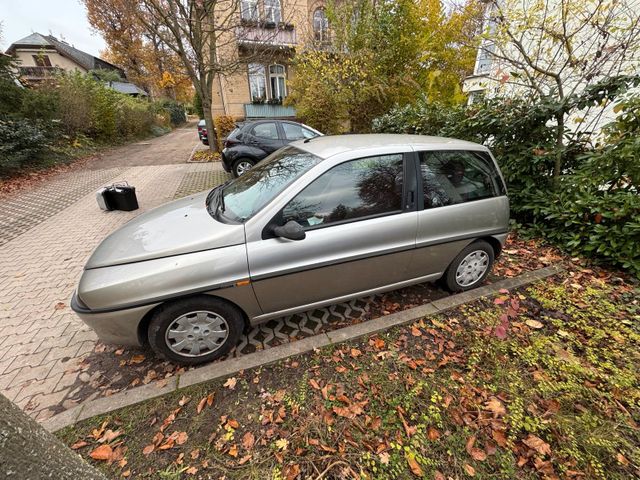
[57,271,640,479]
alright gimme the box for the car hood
[85,191,245,269]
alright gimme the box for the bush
[159,99,187,127]
[0,117,52,176]
[373,90,640,276]
[213,115,236,151]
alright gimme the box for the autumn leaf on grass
[98,429,122,443]
[523,434,551,456]
[71,440,88,450]
[142,444,155,455]
[484,397,506,417]
[224,377,237,389]
[283,463,301,480]
[309,378,321,390]
[405,451,423,476]
[466,436,487,461]
[91,421,108,440]
[228,444,238,457]
[525,319,544,329]
[242,431,255,450]
[492,430,508,448]
[464,463,476,476]
[378,451,390,465]
[186,466,198,475]
[89,444,113,461]
[178,395,191,406]
[275,438,289,451]
[176,431,189,445]
[197,393,214,413]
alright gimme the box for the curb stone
[42,265,562,432]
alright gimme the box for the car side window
[282,123,307,141]
[252,122,279,140]
[420,150,503,209]
[282,154,404,228]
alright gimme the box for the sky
[0,0,107,57]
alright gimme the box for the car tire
[147,296,244,366]
[442,240,495,292]
[232,158,255,177]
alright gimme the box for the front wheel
[147,296,244,365]
[442,240,495,292]
[232,158,254,177]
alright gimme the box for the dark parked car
[222,120,322,177]
[197,119,206,142]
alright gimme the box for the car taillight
[224,138,239,148]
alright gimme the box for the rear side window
[282,122,317,140]
[282,154,404,228]
[252,122,279,139]
[419,150,504,209]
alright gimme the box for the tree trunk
[201,89,219,152]
[0,394,108,480]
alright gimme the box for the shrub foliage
[373,79,640,276]
[0,67,186,177]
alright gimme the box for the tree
[83,0,192,101]
[478,0,640,184]
[0,393,108,479]
[287,0,482,133]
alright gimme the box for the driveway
[0,126,230,421]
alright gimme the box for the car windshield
[208,146,321,222]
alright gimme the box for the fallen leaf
[98,429,122,444]
[405,451,423,476]
[428,428,440,441]
[186,466,198,475]
[71,440,88,450]
[309,379,321,390]
[178,395,190,406]
[143,444,155,455]
[494,324,508,339]
[130,354,145,364]
[411,326,422,337]
[464,463,476,476]
[485,397,506,417]
[54,302,66,310]
[523,434,551,456]
[616,453,629,465]
[228,444,238,457]
[176,431,189,445]
[224,377,237,389]
[238,454,252,465]
[350,348,362,358]
[275,438,289,451]
[492,430,508,447]
[526,319,544,329]
[89,444,113,461]
[378,451,390,465]
[242,431,255,450]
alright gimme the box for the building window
[241,0,259,21]
[269,64,286,100]
[32,55,52,67]
[248,63,266,101]
[313,8,329,42]
[476,42,495,75]
[264,0,282,24]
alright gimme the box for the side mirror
[273,221,305,241]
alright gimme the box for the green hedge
[373,90,640,276]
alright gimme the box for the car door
[246,152,418,316]
[407,149,509,278]
[247,122,285,155]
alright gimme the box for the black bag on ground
[96,182,139,211]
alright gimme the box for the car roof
[292,134,487,159]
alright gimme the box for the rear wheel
[442,240,494,292]
[147,296,244,365]
[232,158,254,177]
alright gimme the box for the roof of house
[5,32,124,76]
[294,134,487,159]
[107,81,148,96]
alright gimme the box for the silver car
[72,135,509,365]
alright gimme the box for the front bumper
[221,148,231,172]
[71,292,157,347]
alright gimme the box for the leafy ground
[57,270,640,479]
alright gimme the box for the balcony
[245,103,296,118]
[18,66,63,81]
[237,22,297,50]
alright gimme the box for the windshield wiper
[215,186,225,213]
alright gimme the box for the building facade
[211,0,329,120]
[462,0,640,135]
[5,33,147,96]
